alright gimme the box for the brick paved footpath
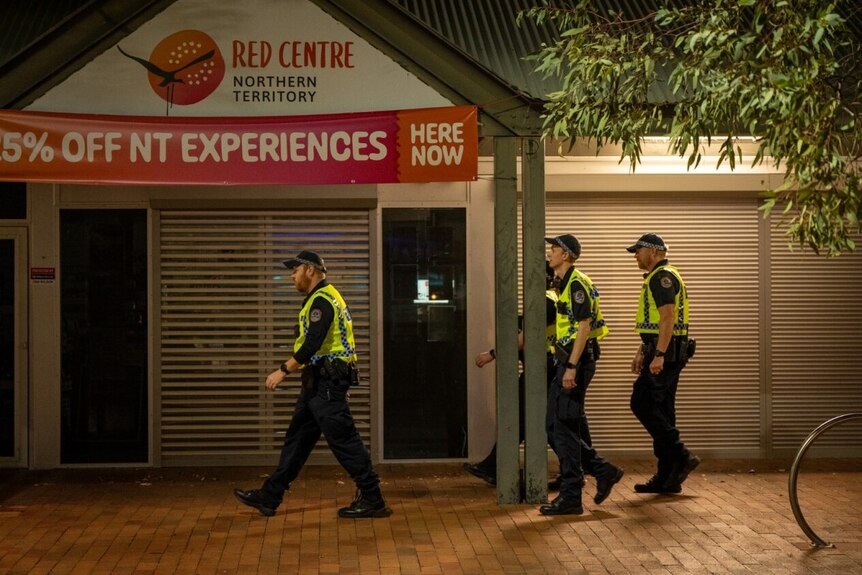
[0,459,860,574]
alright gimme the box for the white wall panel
[770,221,862,454]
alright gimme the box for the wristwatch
[564,361,576,369]
[279,362,290,374]
[654,350,666,358]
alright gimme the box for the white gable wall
[27,0,451,116]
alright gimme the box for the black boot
[634,475,680,494]
[463,463,496,486]
[594,466,624,504]
[338,489,393,518]
[667,453,701,489]
[234,488,277,517]
[539,494,583,516]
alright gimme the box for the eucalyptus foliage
[521,0,862,255]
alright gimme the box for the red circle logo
[145,30,225,106]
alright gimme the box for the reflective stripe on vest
[634,265,689,335]
[555,269,609,347]
[294,284,358,363]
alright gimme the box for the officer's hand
[562,367,577,389]
[265,369,286,390]
[649,356,664,375]
[475,351,495,368]
[631,352,643,374]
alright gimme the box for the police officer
[234,250,391,518]
[540,234,624,516]
[627,233,700,494]
[465,262,560,486]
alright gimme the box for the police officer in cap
[234,250,391,518]
[540,234,624,515]
[627,233,700,494]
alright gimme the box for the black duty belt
[554,338,600,365]
[305,358,360,385]
[642,336,696,362]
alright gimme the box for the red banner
[0,106,477,185]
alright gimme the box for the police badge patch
[660,276,673,289]
[310,309,322,322]
[574,290,586,304]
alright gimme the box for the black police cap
[282,250,327,273]
[626,233,667,253]
[545,234,581,258]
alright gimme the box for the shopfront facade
[1,0,860,471]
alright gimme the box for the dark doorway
[60,210,148,463]
[382,208,467,458]
[0,239,15,457]
[0,182,26,219]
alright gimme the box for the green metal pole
[521,137,548,503]
[493,137,520,504]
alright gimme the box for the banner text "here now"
[410,122,465,166]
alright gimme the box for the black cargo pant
[630,358,690,481]
[262,363,378,505]
[548,358,616,500]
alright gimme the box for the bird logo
[118,30,225,115]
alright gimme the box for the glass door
[0,228,27,466]
[60,210,148,464]
[382,208,467,458]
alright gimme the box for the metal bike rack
[788,412,862,548]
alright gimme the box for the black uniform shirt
[293,280,335,365]
[560,266,592,324]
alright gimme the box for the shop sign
[0,106,477,185]
[30,267,55,283]
[27,0,451,116]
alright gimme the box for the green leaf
[814,27,824,48]
[523,0,862,255]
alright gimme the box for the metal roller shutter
[520,192,761,455]
[158,210,371,465]
[770,221,862,455]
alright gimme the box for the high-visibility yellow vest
[294,284,358,363]
[635,265,689,336]
[545,290,558,354]
[555,269,608,347]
